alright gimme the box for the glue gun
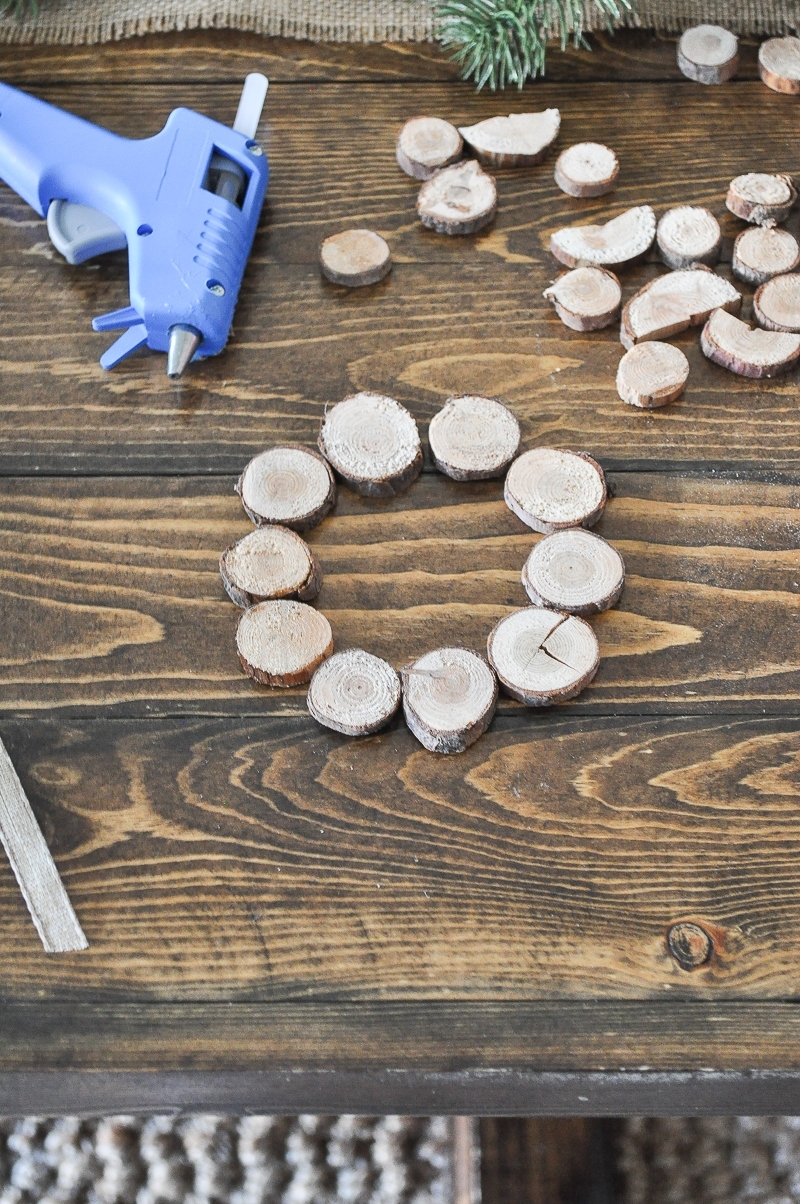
[0,74,269,377]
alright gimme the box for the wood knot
[667,921,714,970]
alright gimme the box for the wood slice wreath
[236,599,334,687]
[458,109,560,168]
[754,274,800,332]
[731,226,800,285]
[307,649,401,736]
[401,647,498,754]
[320,229,392,287]
[550,205,656,270]
[505,447,606,534]
[396,116,463,180]
[487,608,600,706]
[656,206,721,270]
[701,307,800,378]
[543,266,622,331]
[220,525,322,607]
[428,395,520,481]
[616,341,690,408]
[522,529,625,617]
[416,159,497,236]
[237,445,336,531]
[677,25,739,84]
[553,143,619,198]
[620,266,741,349]
[759,36,800,94]
[726,173,797,227]
[318,392,423,497]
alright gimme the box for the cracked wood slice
[754,273,800,332]
[620,266,742,350]
[236,599,333,688]
[428,394,520,481]
[307,648,401,736]
[731,226,800,285]
[504,447,606,534]
[416,160,497,236]
[550,205,656,270]
[677,25,739,84]
[320,229,392,287]
[318,392,422,497]
[401,647,498,755]
[487,607,599,707]
[237,445,335,532]
[396,116,463,180]
[616,341,690,408]
[543,266,622,331]
[521,529,625,617]
[554,142,619,198]
[701,307,800,378]
[726,173,797,227]
[457,109,560,169]
[657,206,721,269]
[759,36,800,94]
[220,525,322,608]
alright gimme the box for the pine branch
[0,0,39,16]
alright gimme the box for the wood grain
[480,1118,620,1204]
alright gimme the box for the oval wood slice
[401,647,498,755]
[396,116,463,180]
[553,142,619,198]
[236,599,333,688]
[320,229,392,287]
[677,25,739,84]
[220,525,322,608]
[731,226,800,285]
[759,36,800,94]
[318,392,422,497]
[543,266,621,331]
[616,341,690,408]
[657,206,721,269]
[754,273,800,332]
[307,648,401,736]
[237,445,336,531]
[416,160,497,236]
[701,307,800,378]
[726,173,797,227]
[428,395,520,481]
[487,607,599,706]
[620,266,741,350]
[504,447,606,534]
[550,205,656,270]
[457,109,560,168]
[522,529,625,617]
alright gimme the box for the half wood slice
[553,142,619,198]
[620,266,741,350]
[307,648,401,736]
[504,447,606,534]
[487,607,600,706]
[543,267,622,331]
[550,205,656,270]
[401,647,498,755]
[416,160,497,236]
[236,599,333,687]
[701,307,800,378]
[458,109,560,168]
[320,229,392,287]
[726,173,797,227]
[318,392,422,497]
[754,273,800,332]
[657,206,722,269]
[677,25,739,84]
[616,341,690,408]
[731,226,800,285]
[237,445,336,531]
[759,36,800,94]
[396,116,463,180]
[428,395,520,480]
[220,525,322,608]
[522,529,625,617]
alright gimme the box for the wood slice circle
[320,229,392,287]
[657,206,721,269]
[553,142,619,198]
[428,395,520,481]
[620,266,741,350]
[396,116,463,180]
[701,307,800,378]
[504,447,606,534]
[759,36,800,94]
[754,273,800,332]
[616,341,690,408]
[237,445,336,531]
[543,267,622,331]
[522,529,625,617]
[401,647,498,755]
[550,205,656,270]
[318,392,422,497]
[416,160,497,236]
[307,648,401,736]
[731,226,800,285]
[726,173,797,227]
[458,109,560,168]
[236,599,333,688]
[487,607,599,706]
[220,526,322,608]
[677,25,739,84]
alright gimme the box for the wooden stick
[452,1117,479,1204]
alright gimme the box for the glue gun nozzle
[167,325,203,379]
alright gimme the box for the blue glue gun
[0,73,269,377]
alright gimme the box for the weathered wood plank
[480,1118,620,1204]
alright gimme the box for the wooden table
[1,29,799,1119]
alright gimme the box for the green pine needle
[1,0,39,17]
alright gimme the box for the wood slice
[677,25,739,84]
[522,529,625,617]
[428,395,520,481]
[616,341,690,408]
[416,160,497,236]
[753,273,800,332]
[550,206,656,270]
[401,647,498,755]
[656,206,721,270]
[620,266,742,350]
[318,391,422,497]
[320,229,392,287]
[504,447,606,535]
[543,267,622,332]
[396,116,463,180]
[307,648,401,736]
[731,226,800,285]
[701,307,800,378]
[726,173,797,227]
[236,599,333,688]
[759,36,800,94]
[237,445,336,531]
[220,525,322,608]
[457,109,560,169]
[553,143,619,198]
[486,607,600,707]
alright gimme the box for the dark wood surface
[1,30,800,1116]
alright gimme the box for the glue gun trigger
[47,200,127,265]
